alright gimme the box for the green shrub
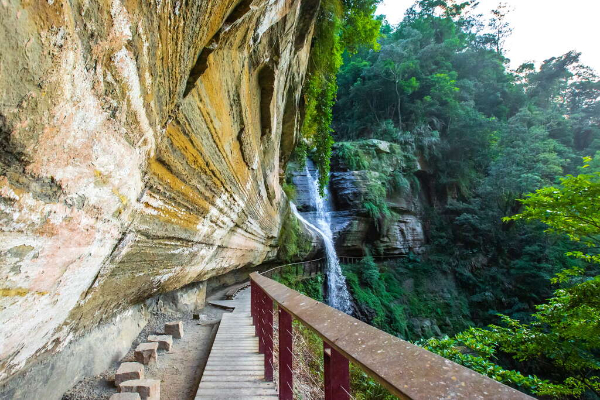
[282,182,297,201]
[363,177,391,231]
[336,142,371,170]
[275,272,325,302]
[278,210,313,262]
[359,255,380,287]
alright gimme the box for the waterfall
[294,161,352,314]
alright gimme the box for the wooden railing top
[250,272,533,400]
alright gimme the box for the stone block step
[115,362,145,386]
[119,379,160,400]
[134,343,158,365]
[165,321,183,339]
[147,334,173,351]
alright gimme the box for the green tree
[506,157,600,264]
[425,158,600,398]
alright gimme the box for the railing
[250,272,534,400]
[338,254,407,264]
[261,258,325,281]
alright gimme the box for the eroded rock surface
[326,140,427,256]
[0,0,319,394]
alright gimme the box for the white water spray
[295,161,352,314]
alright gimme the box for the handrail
[260,258,325,281]
[250,272,533,400]
[338,254,407,264]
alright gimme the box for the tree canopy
[321,0,600,397]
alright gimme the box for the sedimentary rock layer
[0,0,318,390]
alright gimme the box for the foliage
[331,0,599,328]
[292,314,396,399]
[343,257,409,336]
[420,335,547,394]
[277,209,313,262]
[363,176,391,231]
[300,0,381,194]
[275,270,396,399]
[350,364,396,400]
[505,157,600,264]
[282,182,297,201]
[423,158,600,398]
[342,256,472,340]
[433,274,600,398]
[274,271,325,302]
[334,140,420,232]
[328,2,600,397]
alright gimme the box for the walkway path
[195,288,278,399]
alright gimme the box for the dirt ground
[63,288,234,400]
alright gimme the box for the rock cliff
[293,140,426,256]
[0,0,319,395]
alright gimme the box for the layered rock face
[329,170,425,256]
[325,140,426,256]
[0,0,318,392]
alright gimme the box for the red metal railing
[250,272,534,400]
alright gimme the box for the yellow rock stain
[0,288,48,297]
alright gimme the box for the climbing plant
[301,0,381,194]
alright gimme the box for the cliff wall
[0,0,319,392]
[294,140,426,256]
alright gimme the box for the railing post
[323,342,350,400]
[251,280,257,328]
[258,286,265,354]
[263,291,274,381]
[279,307,293,399]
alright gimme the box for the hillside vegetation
[305,0,600,397]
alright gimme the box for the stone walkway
[195,289,278,399]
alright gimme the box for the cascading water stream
[293,161,352,314]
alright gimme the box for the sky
[376,0,600,72]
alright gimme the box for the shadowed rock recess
[0,0,319,398]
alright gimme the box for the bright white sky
[377,0,600,72]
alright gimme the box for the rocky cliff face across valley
[294,139,427,256]
[0,0,319,397]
